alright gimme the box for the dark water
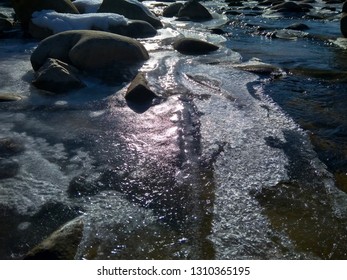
[1,0,347,260]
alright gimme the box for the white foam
[31,10,128,34]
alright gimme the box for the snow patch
[31,10,128,34]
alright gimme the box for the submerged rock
[30,30,149,81]
[0,137,25,157]
[125,72,158,103]
[32,58,85,93]
[270,1,309,14]
[10,0,79,30]
[67,173,102,197]
[0,159,20,179]
[285,22,310,31]
[97,0,162,28]
[24,216,84,260]
[173,37,219,55]
[177,0,213,21]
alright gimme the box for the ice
[31,10,128,34]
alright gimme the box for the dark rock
[28,20,53,40]
[285,22,309,31]
[341,15,347,38]
[210,28,226,35]
[24,216,84,260]
[67,173,102,197]
[0,18,12,32]
[173,37,219,55]
[0,137,25,157]
[341,1,347,37]
[32,58,85,93]
[31,201,82,231]
[0,159,20,179]
[226,0,244,7]
[163,2,183,17]
[98,0,162,28]
[177,0,213,21]
[125,72,158,103]
[10,0,79,30]
[270,1,309,13]
[30,30,149,81]
[109,19,157,38]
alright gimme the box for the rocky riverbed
[1,0,347,260]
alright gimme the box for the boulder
[285,22,309,31]
[67,173,102,197]
[0,137,25,157]
[0,18,12,32]
[28,20,53,40]
[341,1,347,37]
[32,58,85,93]
[30,30,149,81]
[24,216,84,260]
[108,19,157,38]
[173,37,219,55]
[10,0,79,29]
[125,72,158,103]
[163,2,184,17]
[270,1,309,14]
[177,0,213,21]
[98,0,162,28]
[0,159,20,179]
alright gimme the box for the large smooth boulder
[24,216,84,260]
[177,0,213,21]
[10,0,79,29]
[173,37,219,55]
[32,58,85,93]
[30,30,149,80]
[98,0,162,28]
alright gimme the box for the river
[0,0,347,259]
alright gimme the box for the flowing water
[1,0,347,259]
